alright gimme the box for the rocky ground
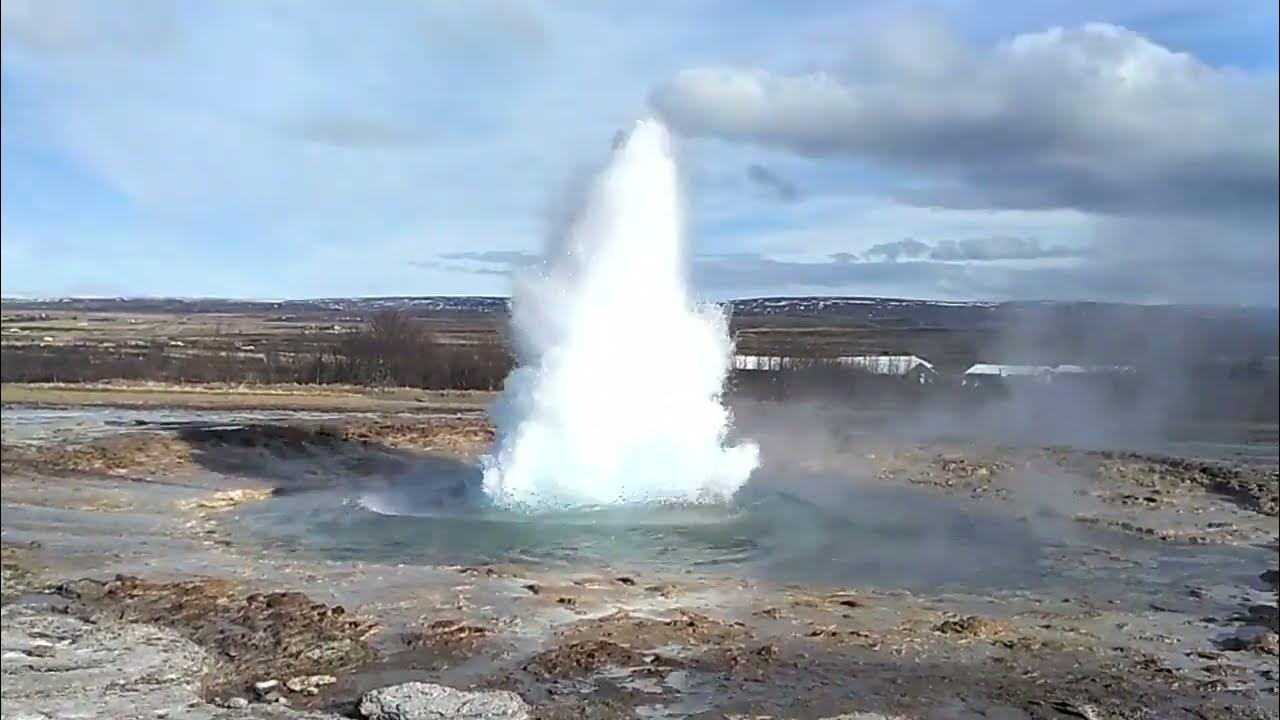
[2,403,1277,719]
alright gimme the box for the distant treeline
[3,309,1276,424]
[0,310,513,391]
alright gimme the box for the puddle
[0,407,352,444]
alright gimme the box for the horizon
[2,292,1278,312]
[3,1,1277,304]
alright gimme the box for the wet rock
[1234,603,1280,632]
[255,679,281,696]
[3,606,349,718]
[1,605,207,718]
[819,707,911,712]
[1217,630,1279,655]
[523,639,649,678]
[285,674,337,695]
[358,681,529,720]
[401,619,490,662]
[643,583,677,597]
[1261,569,1279,590]
[1048,699,1105,720]
[183,488,275,513]
[25,643,55,657]
[1093,452,1278,516]
[933,615,1003,637]
[54,575,378,696]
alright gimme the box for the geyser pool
[479,119,759,508]
[226,469,1271,606]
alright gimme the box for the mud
[1,414,492,480]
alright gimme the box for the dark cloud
[927,236,1079,261]
[422,238,1275,305]
[746,163,799,202]
[860,237,1081,263]
[865,238,930,261]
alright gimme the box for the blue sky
[2,0,1276,303]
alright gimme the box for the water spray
[480,119,759,507]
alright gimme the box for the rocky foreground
[3,602,529,719]
[2,408,1277,719]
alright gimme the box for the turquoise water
[226,466,1269,608]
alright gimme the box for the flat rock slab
[0,606,342,720]
[359,681,530,720]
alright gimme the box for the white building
[964,364,1053,378]
[962,363,1135,386]
[832,354,936,378]
[732,353,937,382]
[732,355,804,371]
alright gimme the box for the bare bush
[1,310,513,390]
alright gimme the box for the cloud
[864,238,930,261]
[1,0,175,57]
[413,250,542,277]
[286,114,424,149]
[686,250,1274,305]
[746,163,799,201]
[650,20,1277,305]
[847,236,1082,262]
[439,250,541,267]
[651,23,1279,220]
[927,236,1079,261]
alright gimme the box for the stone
[2,607,351,720]
[0,605,208,719]
[359,682,530,720]
[286,674,337,695]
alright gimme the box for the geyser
[480,119,759,507]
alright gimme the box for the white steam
[480,119,759,507]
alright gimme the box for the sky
[2,0,1277,304]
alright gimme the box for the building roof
[1052,364,1135,374]
[964,364,1051,376]
[964,363,1135,376]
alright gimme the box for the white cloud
[652,23,1278,219]
[652,21,1278,304]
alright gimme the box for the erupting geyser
[480,119,759,507]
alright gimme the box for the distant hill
[4,294,1274,360]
